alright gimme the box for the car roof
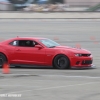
[13,37,47,40]
[0,37,47,44]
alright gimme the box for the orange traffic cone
[76,43,81,49]
[90,36,95,41]
[54,37,59,40]
[2,62,10,74]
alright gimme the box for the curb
[0,12,100,19]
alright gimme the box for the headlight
[75,54,82,57]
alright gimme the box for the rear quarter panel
[0,44,15,63]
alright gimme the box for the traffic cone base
[2,63,10,74]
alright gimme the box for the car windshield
[39,39,60,48]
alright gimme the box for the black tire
[0,53,7,68]
[53,55,70,69]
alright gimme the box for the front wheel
[53,55,70,69]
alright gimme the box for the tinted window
[10,40,38,47]
[18,40,38,47]
[9,40,18,46]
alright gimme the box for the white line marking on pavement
[6,81,100,94]
[41,75,100,79]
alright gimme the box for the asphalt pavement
[0,19,100,100]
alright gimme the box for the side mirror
[35,45,43,49]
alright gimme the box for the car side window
[9,40,18,46]
[18,40,38,47]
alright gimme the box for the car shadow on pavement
[11,66,53,69]
[10,66,96,70]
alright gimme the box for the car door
[11,40,46,65]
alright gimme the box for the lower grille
[82,60,92,65]
[82,54,91,57]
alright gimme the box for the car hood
[55,46,91,54]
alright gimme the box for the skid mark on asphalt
[0,85,41,87]
[1,74,100,79]
[5,81,100,94]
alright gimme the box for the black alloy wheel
[53,55,70,69]
[0,53,7,68]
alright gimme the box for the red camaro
[0,37,94,69]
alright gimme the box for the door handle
[16,49,21,51]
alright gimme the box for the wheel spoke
[57,57,67,67]
[54,55,70,69]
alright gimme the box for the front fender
[45,49,72,66]
[52,49,72,59]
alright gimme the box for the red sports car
[0,37,93,69]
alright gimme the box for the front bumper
[70,56,94,68]
[71,64,96,69]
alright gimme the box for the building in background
[0,0,100,11]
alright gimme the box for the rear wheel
[0,53,7,68]
[53,55,70,69]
